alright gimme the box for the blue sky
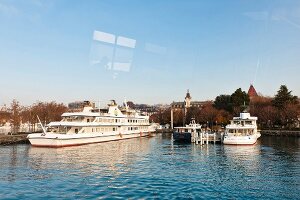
[0,0,299,105]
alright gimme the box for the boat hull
[27,131,154,147]
[223,135,258,145]
[173,132,192,143]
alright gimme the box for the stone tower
[184,89,191,108]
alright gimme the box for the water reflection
[221,144,261,178]
[28,137,151,178]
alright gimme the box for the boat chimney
[240,112,250,119]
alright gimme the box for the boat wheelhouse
[173,120,203,142]
[27,100,155,147]
[223,112,261,145]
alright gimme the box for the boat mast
[37,115,47,136]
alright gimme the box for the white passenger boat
[27,100,155,147]
[223,112,261,145]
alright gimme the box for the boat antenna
[242,101,247,112]
[37,115,47,136]
[124,97,129,111]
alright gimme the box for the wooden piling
[213,132,216,144]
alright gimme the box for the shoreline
[260,130,300,137]
[0,129,299,146]
[0,134,29,145]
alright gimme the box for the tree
[231,88,250,114]
[249,96,275,128]
[0,105,10,126]
[213,94,232,112]
[9,99,22,134]
[19,101,67,132]
[272,85,298,109]
[215,109,232,126]
[197,103,218,127]
[150,108,175,126]
[186,107,200,124]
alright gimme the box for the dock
[0,134,29,145]
[191,132,222,145]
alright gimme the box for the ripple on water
[0,135,299,199]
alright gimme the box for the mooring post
[206,132,209,144]
[214,132,216,144]
[200,132,203,145]
[171,109,174,129]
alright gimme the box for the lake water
[0,134,299,199]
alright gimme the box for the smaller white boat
[223,112,261,145]
[173,119,202,142]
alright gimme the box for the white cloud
[244,8,300,30]
[271,8,300,29]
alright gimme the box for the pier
[0,134,29,145]
[191,131,222,145]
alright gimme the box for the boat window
[87,119,90,122]
[75,128,78,134]
[245,121,252,125]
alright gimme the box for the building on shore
[68,101,95,112]
[248,84,258,99]
[126,101,159,116]
[171,90,206,110]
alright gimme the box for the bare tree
[9,100,22,134]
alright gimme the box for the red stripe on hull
[223,141,257,145]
